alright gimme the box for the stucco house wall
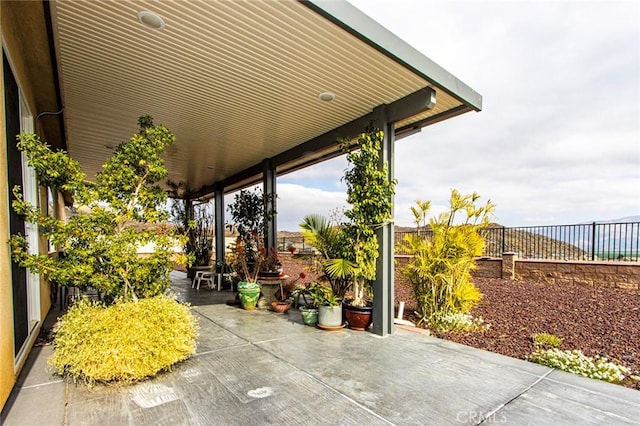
[1,1,60,410]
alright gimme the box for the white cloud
[352,0,639,227]
[276,183,347,231]
[278,156,347,191]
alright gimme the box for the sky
[272,0,639,231]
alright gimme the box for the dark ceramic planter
[343,302,373,331]
[259,270,283,278]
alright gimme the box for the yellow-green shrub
[49,295,198,386]
[532,332,563,349]
[399,191,494,327]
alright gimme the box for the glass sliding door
[3,51,40,363]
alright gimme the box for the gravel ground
[398,277,640,390]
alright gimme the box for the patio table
[257,275,289,308]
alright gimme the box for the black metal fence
[279,222,640,262]
[276,236,315,253]
[395,222,640,262]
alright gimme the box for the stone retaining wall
[284,252,640,291]
[474,254,640,290]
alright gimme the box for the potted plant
[316,284,343,329]
[299,306,319,326]
[261,247,283,277]
[299,214,353,299]
[291,281,327,326]
[271,272,306,314]
[237,281,261,310]
[234,236,265,310]
[297,127,395,330]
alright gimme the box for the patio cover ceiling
[49,0,481,198]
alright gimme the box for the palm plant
[398,189,494,326]
[299,214,354,298]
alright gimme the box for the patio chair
[192,267,215,290]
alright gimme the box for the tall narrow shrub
[341,127,397,306]
[399,190,494,326]
[228,187,276,264]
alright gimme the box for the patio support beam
[271,87,435,176]
[372,105,395,337]
[386,87,436,123]
[191,87,437,199]
[263,159,277,252]
[214,184,225,266]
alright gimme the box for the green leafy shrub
[9,116,187,302]
[168,182,215,268]
[532,333,563,349]
[228,188,276,265]
[527,348,630,383]
[298,126,396,305]
[49,295,198,386]
[398,190,494,327]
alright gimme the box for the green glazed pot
[300,307,319,326]
[238,282,261,310]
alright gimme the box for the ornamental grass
[49,294,198,386]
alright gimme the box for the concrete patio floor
[2,271,638,425]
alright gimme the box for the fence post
[501,226,506,254]
[591,222,596,261]
[502,252,517,280]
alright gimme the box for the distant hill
[593,216,640,224]
[280,218,639,261]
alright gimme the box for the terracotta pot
[271,301,291,314]
[344,302,373,331]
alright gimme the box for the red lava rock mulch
[403,278,640,390]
